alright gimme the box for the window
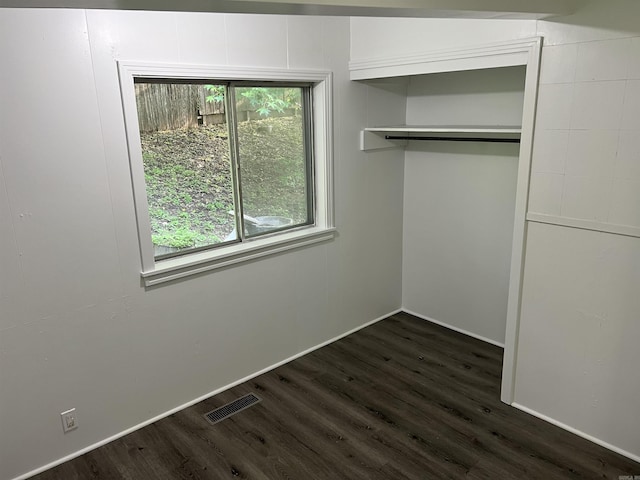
[119,63,334,286]
[135,80,313,259]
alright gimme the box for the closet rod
[384,135,520,144]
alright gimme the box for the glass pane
[234,86,311,237]
[134,82,237,258]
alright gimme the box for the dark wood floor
[34,312,639,479]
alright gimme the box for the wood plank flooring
[33,312,640,479]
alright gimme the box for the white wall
[402,68,525,345]
[350,18,536,344]
[0,9,404,480]
[515,222,640,458]
[351,2,640,461]
[350,16,537,60]
[529,1,640,226]
[514,0,640,460]
[3,3,640,478]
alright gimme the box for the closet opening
[351,38,542,405]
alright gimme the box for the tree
[204,85,301,117]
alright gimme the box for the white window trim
[117,61,335,286]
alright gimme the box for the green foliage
[204,86,302,117]
[207,201,227,211]
[141,123,235,250]
[237,117,307,221]
[239,87,284,116]
[238,87,301,117]
[149,207,171,220]
[150,210,224,248]
[204,84,225,103]
[141,117,307,252]
[152,228,200,249]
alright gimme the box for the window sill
[141,226,336,287]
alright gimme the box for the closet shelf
[360,125,522,151]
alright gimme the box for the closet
[350,38,542,403]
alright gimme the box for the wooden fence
[135,83,225,133]
[135,83,298,133]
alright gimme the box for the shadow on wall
[409,66,526,96]
[541,0,640,36]
[406,140,521,157]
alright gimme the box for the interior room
[1,1,639,479]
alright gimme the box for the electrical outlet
[60,408,78,433]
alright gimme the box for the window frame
[118,61,335,286]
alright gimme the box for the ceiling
[0,0,584,19]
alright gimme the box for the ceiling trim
[0,0,583,19]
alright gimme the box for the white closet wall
[352,7,640,462]
[402,67,526,345]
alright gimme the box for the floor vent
[204,393,261,425]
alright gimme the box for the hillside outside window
[133,80,314,260]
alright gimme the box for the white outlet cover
[60,408,78,433]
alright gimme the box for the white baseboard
[511,402,640,464]
[406,310,640,464]
[402,308,505,348]
[13,308,402,480]
[16,307,638,478]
